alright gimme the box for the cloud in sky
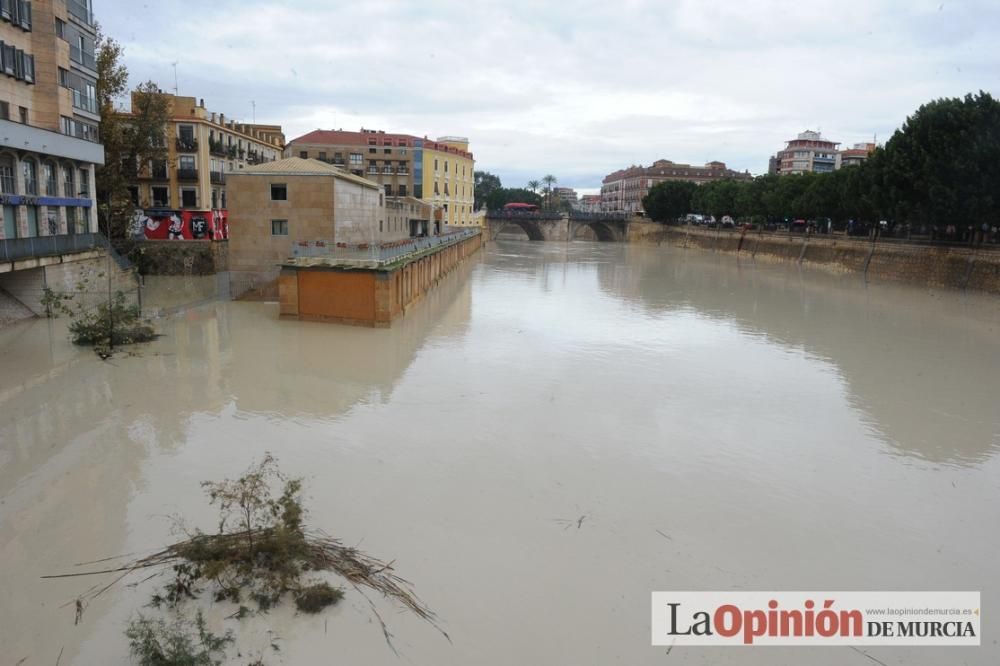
[99,0,999,191]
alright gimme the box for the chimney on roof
[199,98,204,108]
[220,113,225,125]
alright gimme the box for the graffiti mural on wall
[133,209,229,241]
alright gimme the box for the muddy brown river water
[1,240,998,665]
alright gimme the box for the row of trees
[644,92,1000,230]
[474,171,571,211]
[526,174,562,209]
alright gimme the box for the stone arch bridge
[485,211,630,242]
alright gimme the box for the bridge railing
[486,209,563,220]
[568,211,628,221]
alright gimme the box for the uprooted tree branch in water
[44,455,446,662]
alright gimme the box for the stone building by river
[226,157,430,297]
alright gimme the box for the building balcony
[139,168,169,181]
[1,119,104,165]
[176,137,199,152]
[66,0,94,26]
[210,171,225,185]
[71,89,98,114]
[177,167,198,181]
[69,44,96,71]
[209,141,228,157]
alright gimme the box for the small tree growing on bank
[41,271,156,351]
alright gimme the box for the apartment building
[579,194,601,212]
[125,92,284,240]
[286,128,476,229]
[772,130,840,175]
[600,159,751,213]
[0,0,103,245]
[837,142,876,169]
[554,186,578,207]
[0,0,127,322]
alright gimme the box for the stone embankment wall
[629,222,1000,294]
[0,252,139,318]
[135,241,229,276]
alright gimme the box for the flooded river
[1,241,998,665]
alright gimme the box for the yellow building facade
[126,92,284,215]
[421,137,475,228]
[285,129,477,231]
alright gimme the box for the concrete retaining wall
[0,252,139,316]
[135,241,229,276]
[628,223,1000,294]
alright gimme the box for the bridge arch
[493,219,545,241]
[571,220,620,242]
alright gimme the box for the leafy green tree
[97,30,170,245]
[879,91,1000,228]
[527,179,540,194]
[735,177,764,222]
[642,180,696,223]
[692,179,741,220]
[484,188,543,210]
[474,170,502,211]
[774,174,812,220]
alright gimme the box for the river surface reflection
[1,241,998,665]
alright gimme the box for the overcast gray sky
[100,0,999,193]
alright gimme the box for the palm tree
[542,174,557,208]
[527,179,540,194]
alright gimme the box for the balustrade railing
[291,228,481,265]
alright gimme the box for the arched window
[43,161,58,196]
[0,154,15,194]
[63,163,75,198]
[22,158,38,195]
